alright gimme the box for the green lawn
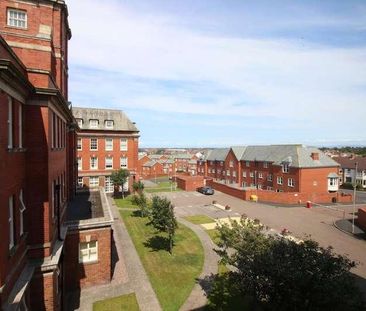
[115,196,138,209]
[93,293,139,311]
[145,181,181,193]
[120,210,204,311]
[206,229,221,245]
[184,215,215,225]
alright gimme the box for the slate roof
[203,145,339,168]
[206,148,230,161]
[72,107,139,132]
[143,160,161,168]
[333,156,366,171]
[172,154,192,159]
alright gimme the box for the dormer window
[7,9,27,29]
[89,119,99,128]
[77,118,83,128]
[105,120,114,129]
[282,164,289,173]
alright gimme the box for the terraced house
[198,145,348,204]
[73,107,139,193]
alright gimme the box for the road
[341,189,366,204]
[159,190,366,294]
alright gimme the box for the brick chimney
[311,152,319,161]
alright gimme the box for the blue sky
[67,0,366,148]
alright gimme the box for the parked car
[197,186,215,195]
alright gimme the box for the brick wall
[357,208,366,231]
[176,176,204,191]
[64,227,112,290]
[207,180,352,205]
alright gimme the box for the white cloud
[67,0,366,144]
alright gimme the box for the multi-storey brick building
[0,0,76,308]
[334,156,366,189]
[0,1,113,310]
[73,107,139,193]
[198,145,343,203]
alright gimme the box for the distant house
[334,156,366,189]
[198,145,342,202]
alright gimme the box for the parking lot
[158,190,366,290]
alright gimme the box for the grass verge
[120,210,204,311]
[115,196,137,209]
[93,293,140,311]
[184,215,215,225]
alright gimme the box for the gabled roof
[206,148,230,161]
[72,107,139,132]
[202,145,339,168]
[333,156,366,171]
[172,153,192,159]
[143,160,161,168]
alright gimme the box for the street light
[352,162,358,234]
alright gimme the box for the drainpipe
[55,184,64,241]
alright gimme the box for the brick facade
[176,175,205,191]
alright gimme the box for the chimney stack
[311,152,319,161]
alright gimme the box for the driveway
[164,191,366,293]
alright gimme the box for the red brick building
[0,1,113,310]
[198,145,345,204]
[73,107,139,193]
[0,0,76,307]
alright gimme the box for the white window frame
[246,161,250,167]
[78,157,82,171]
[282,164,289,173]
[226,170,230,176]
[258,172,263,179]
[9,196,14,250]
[229,161,234,168]
[233,171,236,177]
[89,176,99,187]
[105,138,113,151]
[288,178,295,187]
[89,119,99,129]
[79,241,98,263]
[105,156,113,169]
[268,174,273,181]
[77,138,82,151]
[77,177,83,188]
[329,178,338,186]
[8,97,13,149]
[242,171,247,177]
[263,162,268,168]
[120,138,128,151]
[90,157,98,170]
[90,138,98,151]
[277,176,283,185]
[105,120,114,129]
[250,172,254,178]
[120,157,128,169]
[77,119,83,128]
[7,9,27,29]
[19,189,26,236]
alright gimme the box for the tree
[131,192,149,217]
[212,217,365,311]
[132,180,145,194]
[111,169,130,198]
[149,196,178,254]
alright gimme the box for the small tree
[131,192,149,217]
[111,169,130,198]
[132,181,145,194]
[212,217,365,310]
[149,196,178,254]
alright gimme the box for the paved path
[70,197,161,311]
[178,217,220,311]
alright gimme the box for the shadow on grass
[143,235,174,253]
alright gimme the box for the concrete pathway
[178,217,220,311]
[70,197,161,311]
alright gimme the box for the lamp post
[352,162,358,234]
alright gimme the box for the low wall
[206,180,352,205]
[357,208,366,230]
[176,176,205,191]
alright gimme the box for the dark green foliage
[149,196,178,254]
[111,169,130,198]
[213,218,365,311]
[132,181,145,194]
[131,192,149,217]
[341,182,364,191]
